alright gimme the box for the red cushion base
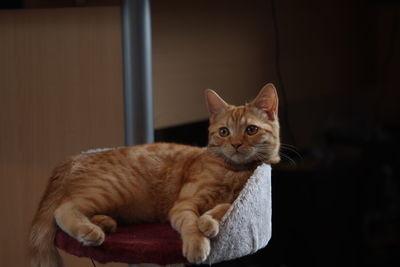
[55,223,188,265]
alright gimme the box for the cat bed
[55,223,186,265]
[55,164,272,265]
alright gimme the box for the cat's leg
[90,215,117,233]
[169,201,210,264]
[197,203,231,238]
[54,202,105,246]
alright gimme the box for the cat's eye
[218,127,230,137]
[246,125,258,135]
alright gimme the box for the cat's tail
[29,160,70,267]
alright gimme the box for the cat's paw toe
[90,215,117,233]
[198,214,219,238]
[183,234,210,264]
[77,224,105,246]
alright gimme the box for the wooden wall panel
[0,7,125,267]
[152,0,274,129]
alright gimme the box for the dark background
[154,1,400,266]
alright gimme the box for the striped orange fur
[29,83,280,266]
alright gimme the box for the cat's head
[205,84,280,167]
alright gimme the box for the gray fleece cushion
[205,164,272,264]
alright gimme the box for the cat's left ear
[205,89,228,122]
[251,83,279,120]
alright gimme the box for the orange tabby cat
[30,83,280,267]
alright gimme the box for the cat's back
[122,142,205,170]
[128,142,205,160]
[64,142,205,181]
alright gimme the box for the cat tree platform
[55,164,272,265]
[55,223,186,265]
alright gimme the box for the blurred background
[0,0,399,266]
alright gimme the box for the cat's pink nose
[231,143,242,150]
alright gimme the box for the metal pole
[121,0,154,146]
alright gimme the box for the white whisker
[280,152,296,166]
[280,146,302,159]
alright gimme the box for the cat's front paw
[90,215,117,233]
[182,234,210,264]
[198,214,219,238]
[77,224,105,246]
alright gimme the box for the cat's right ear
[251,83,279,120]
[204,89,228,122]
